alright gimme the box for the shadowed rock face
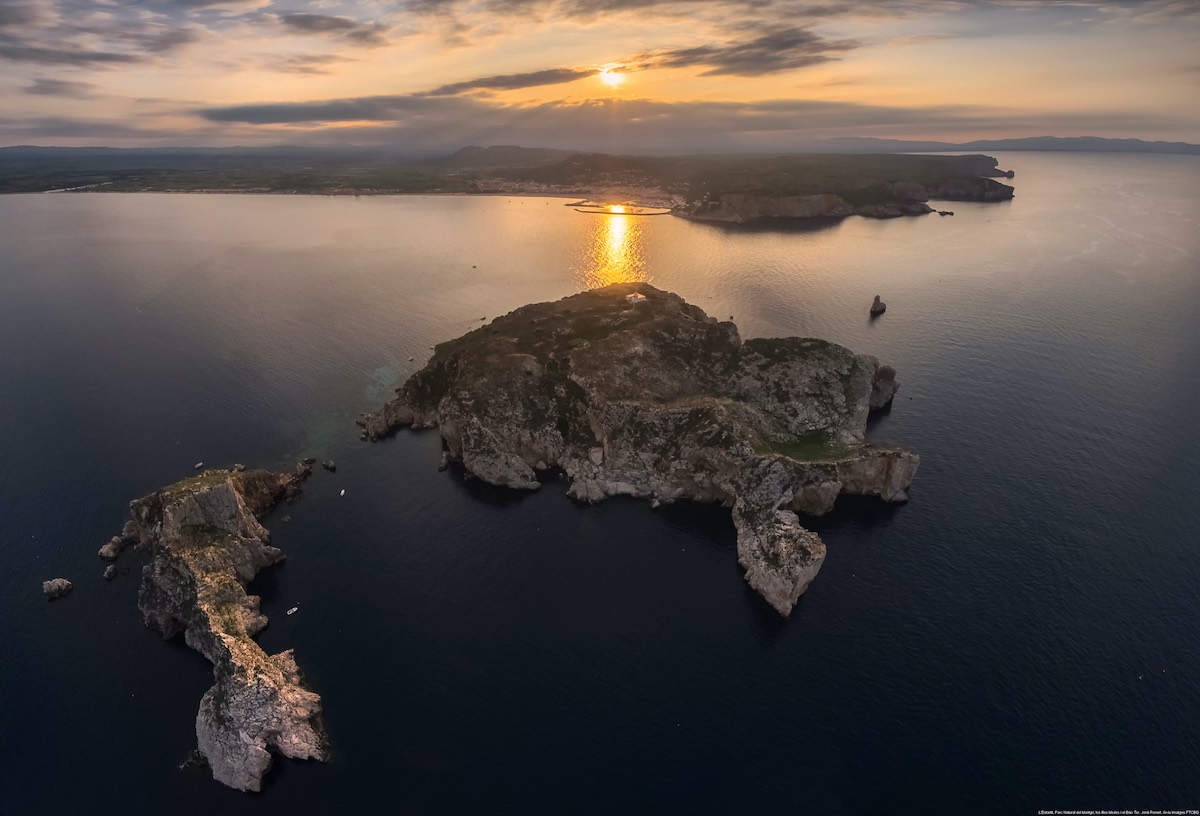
[116,469,328,792]
[362,283,919,616]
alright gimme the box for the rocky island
[104,467,328,791]
[361,284,918,616]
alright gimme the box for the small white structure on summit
[626,292,647,304]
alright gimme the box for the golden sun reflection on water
[578,211,649,289]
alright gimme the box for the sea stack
[361,283,918,617]
[870,365,900,409]
[870,295,887,315]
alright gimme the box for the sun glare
[599,68,625,88]
[579,208,647,289]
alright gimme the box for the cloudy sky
[0,0,1197,150]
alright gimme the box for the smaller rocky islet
[100,465,329,792]
[41,578,73,599]
[361,282,919,616]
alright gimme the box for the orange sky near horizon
[1,0,1197,149]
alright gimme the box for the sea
[0,152,1197,815]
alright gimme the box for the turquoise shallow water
[1,152,1198,814]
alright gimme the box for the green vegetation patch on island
[361,283,920,616]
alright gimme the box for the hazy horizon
[1,0,1198,151]
[2,134,1199,155]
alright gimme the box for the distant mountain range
[421,145,571,168]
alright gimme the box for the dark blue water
[2,153,1198,814]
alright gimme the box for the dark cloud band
[0,42,145,64]
[642,25,855,76]
[427,67,595,95]
[24,77,97,96]
[278,13,390,46]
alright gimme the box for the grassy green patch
[159,470,230,501]
[758,431,853,463]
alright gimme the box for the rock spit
[98,521,138,559]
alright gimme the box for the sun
[598,68,625,88]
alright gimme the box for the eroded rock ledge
[107,468,328,791]
[361,283,919,616]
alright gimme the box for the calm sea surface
[1,152,1198,814]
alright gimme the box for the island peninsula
[362,284,918,615]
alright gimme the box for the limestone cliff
[362,284,919,616]
[112,468,328,791]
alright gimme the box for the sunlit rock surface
[110,468,328,791]
[363,283,919,616]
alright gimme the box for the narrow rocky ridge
[105,466,328,791]
[361,283,919,616]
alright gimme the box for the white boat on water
[286,606,298,616]
[194,462,203,469]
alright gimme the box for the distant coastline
[6,148,1022,223]
[36,186,1014,224]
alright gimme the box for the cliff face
[118,469,328,792]
[362,284,919,616]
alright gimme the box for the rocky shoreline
[103,466,329,791]
[360,283,918,616]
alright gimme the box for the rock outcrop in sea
[361,283,919,616]
[42,578,73,599]
[105,467,328,791]
[98,521,138,559]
